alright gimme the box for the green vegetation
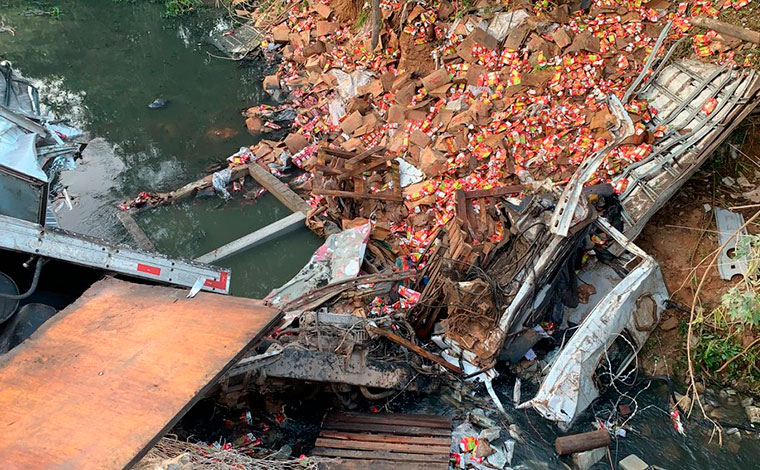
[455,0,472,19]
[163,0,203,17]
[693,234,760,393]
[111,0,203,17]
[355,10,368,29]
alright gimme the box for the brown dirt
[636,139,760,379]
[333,0,362,24]
[398,32,436,76]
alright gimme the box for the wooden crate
[313,411,452,470]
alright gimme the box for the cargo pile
[244,0,751,269]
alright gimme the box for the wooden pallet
[313,411,452,470]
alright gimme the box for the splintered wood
[313,411,453,470]
[306,145,400,269]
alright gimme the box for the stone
[571,447,606,470]
[708,407,726,420]
[479,427,501,443]
[746,405,760,424]
[619,454,649,470]
[469,408,498,429]
[742,397,753,407]
[659,316,678,331]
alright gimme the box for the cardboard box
[316,21,339,37]
[420,146,446,177]
[245,117,263,134]
[422,68,451,91]
[410,130,432,148]
[313,2,332,19]
[387,105,406,124]
[357,79,384,97]
[456,28,498,62]
[341,111,363,134]
[262,75,280,91]
[272,23,290,42]
[284,133,309,153]
[551,28,573,49]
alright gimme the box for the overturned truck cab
[518,219,668,430]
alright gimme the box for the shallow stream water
[2,1,759,468]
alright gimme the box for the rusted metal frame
[463,184,526,199]
[279,271,416,311]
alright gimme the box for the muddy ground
[638,129,760,390]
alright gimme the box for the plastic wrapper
[265,223,371,306]
[211,167,232,200]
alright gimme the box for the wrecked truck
[440,49,760,427]
[229,47,760,430]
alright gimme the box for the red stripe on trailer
[203,271,229,291]
[136,264,161,276]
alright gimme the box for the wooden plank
[325,411,451,428]
[312,448,450,463]
[319,430,451,447]
[344,145,385,168]
[342,153,396,178]
[314,163,343,176]
[116,211,156,251]
[367,325,463,374]
[691,16,760,44]
[196,212,306,263]
[315,438,450,455]
[313,189,404,202]
[463,184,526,199]
[247,163,311,214]
[0,278,280,470]
[321,421,451,437]
[326,459,445,470]
[323,147,359,158]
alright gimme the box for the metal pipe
[0,257,44,300]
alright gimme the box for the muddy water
[0,0,320,297]
[2,1,759,468]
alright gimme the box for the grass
[355,9,368,29]
[717,1,760,70]
[692,226,760,393]
[692,308,760,393]
[163,0,202,17]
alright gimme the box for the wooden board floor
[0,278,280,470]
[313,411,453,470]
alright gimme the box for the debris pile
[135,436,324,470]
[119,0,760,450]
[223,0,760,430]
